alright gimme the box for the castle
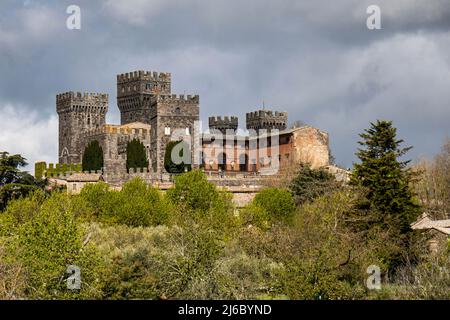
[52,70,331,187]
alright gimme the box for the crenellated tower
[57,92,108,164]
[246,110,287,132]
[117,70,171,125]
[117,70,199,173]
[209,116,238,134]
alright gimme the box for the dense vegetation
[0,121,449,300]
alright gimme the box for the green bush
[2,191,103,299]
[253,188,296,224]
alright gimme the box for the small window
[175,107,181,114]
[73,184,77,191]
[146,83,152,90]
[185,127,190,135]
[165,127,171,135]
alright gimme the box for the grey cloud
[0,0,449,168]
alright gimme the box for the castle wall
[151,94,200,173]
[80,123,152,172]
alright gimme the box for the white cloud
[103,0,169,25]
[0,105,58,174]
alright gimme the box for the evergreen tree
[351,120,420,233]
[164,141,191,173]
[82,141,104,172]
[0,152,38,210]
[126,139,149,172]
[289,163,340,205]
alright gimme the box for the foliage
[289,163,340,205]
[413,138,450,219]
[82,140,104,172]
[1,191,103,299]
[0,152,40,211]
[79,178,170,227]
[253,188,296,224]
[164,140,192,173]
[351,120,421,233]
[126,139,149,171]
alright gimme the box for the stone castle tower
[117,71,199,172]
[208,116,238,134]
[246,110,287,132]
[57,92,108,164]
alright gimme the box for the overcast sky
[1,0,450,171]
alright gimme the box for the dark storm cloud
[1,0,449,169]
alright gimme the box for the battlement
[82,125,150,138]
[209,116,238,125]
[209,116,238,134]
[56,91,109,103]
[246,109,288,131]
[156,94,199,103]
[117,70,171,84]
[246,110,288,120]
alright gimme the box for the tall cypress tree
[164,141,192,173]
[351,120,421,233]
[126,139,149,171]
[82,141,104,172]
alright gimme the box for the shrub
[3,191,103,299]
[253,188,296,224]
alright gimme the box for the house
[66,173,103,194]
[411,213,450,253]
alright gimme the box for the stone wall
[209,116,238,134]
[151,94,200,173]
[291,126,329,168]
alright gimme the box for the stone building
[55,69,330,182]
[246,110,287,132]
[57,92,108,164]
[209,116,238,134]
[117,71,199,172]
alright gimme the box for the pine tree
[351,120,421,233]
[82,140,104,172]
[126,139,149,172]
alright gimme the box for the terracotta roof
[67,173,103,182]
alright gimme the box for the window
[175,107,181,114]
[185,127,190,135]
[146,83,152,90]
[164,127,171,135]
